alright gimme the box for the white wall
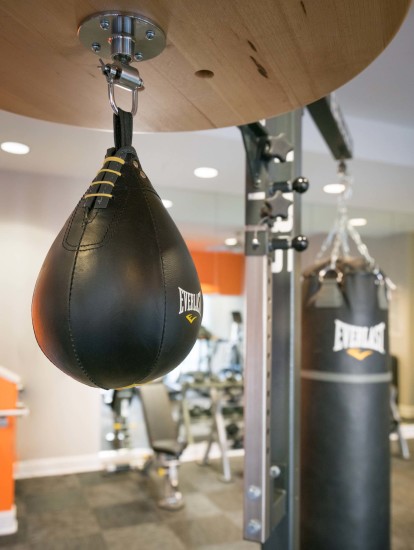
[0,170,101,462]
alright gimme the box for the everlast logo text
[178,287,202,315]
[333,319,386,355]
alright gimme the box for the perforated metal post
[240,110,304,549]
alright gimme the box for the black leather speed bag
[301,257,390,550]
[32,111,202,389]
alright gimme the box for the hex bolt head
[91,42,101,53]
[100,19,110,30]
[146,29,155,40]
[246,519,262,536]
[269,465,281,478]
[135,52,144,61]
[247,485,262,500]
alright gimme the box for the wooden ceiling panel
[0,0,410,131]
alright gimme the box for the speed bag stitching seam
[62,203,80,249]
[140,185,167,378]
[62,189,128,251]
[66,226,102,389]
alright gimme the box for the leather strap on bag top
[113,107,133,149]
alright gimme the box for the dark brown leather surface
[32,147,202,389]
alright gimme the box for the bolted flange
[78,12,166,63]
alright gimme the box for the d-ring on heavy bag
[300,257,390,550]
[32,109,202,389]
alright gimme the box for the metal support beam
[306,94,353,160]
[240,110,305,549]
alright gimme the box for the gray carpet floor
[0,441,413,549]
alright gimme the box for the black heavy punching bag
[32,109,202,389]
[301,258,390,550]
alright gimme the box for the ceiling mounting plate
[78,12,166,62]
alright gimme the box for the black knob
[262,136,293,162]
[269,234,308,252]
[292,176,309,194]
[292,235,308,252]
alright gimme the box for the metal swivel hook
[99,59,144,116]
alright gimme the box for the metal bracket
[78,12,166,63]
[78,12,166,115]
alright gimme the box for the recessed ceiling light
[224,237,238,247]
[1,141,30,155]
[162,199,173,209]
[194,167,218,179]
[349,218,367,227]
[323,183,346,194]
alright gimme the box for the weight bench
[139,382,187,510]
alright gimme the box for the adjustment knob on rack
[270,235,309,252]
[261,135,293,163]
[292,235,309,251]
[292,177,309,194]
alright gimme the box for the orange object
[0,370,19,535]
[190,251,245,295]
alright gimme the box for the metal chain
[316,164,376,270]
[347,222,376,268]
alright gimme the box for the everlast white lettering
[178,287,202,315]
[333,319,385,354]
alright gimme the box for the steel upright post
[240,110,306,549]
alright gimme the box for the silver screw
[91,42,101,53]
[247,485,261,500]
[269,465,281,478]
[140,171,147,179]
[135,52,144,61]
[246,519,261,536]
[132,161,139,169]
[146,29,155,40]
[100,19,110,30]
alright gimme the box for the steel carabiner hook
[99,59,144,117]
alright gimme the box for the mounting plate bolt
[100,19,110,30]
[247,485,262,500]
[91,42,101,53]
[135,52,144,61]
[247,519,262,535]
[270,465,281,478]
[146,29,155,40]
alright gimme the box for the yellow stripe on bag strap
[84,193,113,199]
[90,180,115,187]
[97,168,121,177]
[103,156,125,165]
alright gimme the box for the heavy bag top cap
[32,141,203,389]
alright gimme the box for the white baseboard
[399,404,414,420]
[0,506,17,536]
[14,453,102,480]
[14,444,244,480]
[401,423,414,439]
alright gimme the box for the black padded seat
[139,382,187,458]
[152,440,187,458]
[139,382,187,510]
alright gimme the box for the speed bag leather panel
[32,146,203,389]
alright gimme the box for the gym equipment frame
[240,97,353,548]
[240,111,307,548]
